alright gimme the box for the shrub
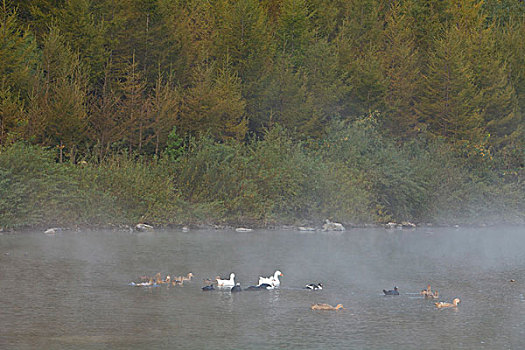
[0,143,81,228]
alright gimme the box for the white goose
[217,273,236,287]
[258,270,283,287]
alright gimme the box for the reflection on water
[1,226,524,349]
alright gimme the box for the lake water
[1,226,524,349]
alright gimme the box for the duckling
[383,286,399,295]
[231,283,242,293]
[154,272,162,285]
[435,298,460,308]
[204,276,221,285]
[171,277,184,286]
[132,278,155,287]
[182,272,194,281]
[420,284,432,296]
[311,303,345,310]
[130,278,154,287]
[202,284,215,291]
[305,283,323,290]
[427,290,439,299]
[420,285,439,298]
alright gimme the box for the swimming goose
[305,283,323,290]
[435,298,460,308]
[217,273,236,287]
[383,286,399,295]
[258,270,283,287]
[311,303,345,310]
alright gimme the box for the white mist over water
[0,226,524,349]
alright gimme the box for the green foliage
[0,0,523,228]
[214,0,270,81]
[0,143,82,228]
[276,0,313,65]
[26,27,88,161]
[84,153,183,224]
[179,62,247,141]
[0,83,26,145]
[0,2,37,98]
[56,0,110,88]
[164,126,183,161]
[0,142,189,228]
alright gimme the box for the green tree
[492,13,524,169]
[157,0,216,86]
[0,1,37,98]
[381,1,421,138]
[56,0,110,89]
[116,53,147,154]
[150,72,180,156]
[214,0,270,81]
[27,28,88,162]
[179,63,247,141]
[416,24,482,143]
[0,84,25,145]
[334,0,386,117]
[275,0,313,66]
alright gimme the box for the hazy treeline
[0,0,523,229]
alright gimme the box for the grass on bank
[0,120,523,230]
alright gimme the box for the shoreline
[2,220,524,235]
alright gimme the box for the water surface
[1,226,524,349]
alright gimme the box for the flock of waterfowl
[382,284,460,308]
[130,270,460,310]
[205,270,284,292]
[129,272,194,287]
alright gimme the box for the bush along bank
[1,120,523,231]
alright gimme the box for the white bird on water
[217,273,236,287]
[258,270,283,287]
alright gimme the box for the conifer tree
[0,2,37,98]
[27,28,88,161]
[150,72,180,156]
[87,58,120,160]
[492,13,524,164]
[0,83,25,145]
[381,1,421,138]
[157,0,216,86]
[179,62,247,141]
[275,0,313,66]
[416,24,482,143]
[56,0,110,89]
[214,0,270,82]
[334,0,386,117]
[116,52,147,154]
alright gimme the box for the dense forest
[0,0,523,229]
